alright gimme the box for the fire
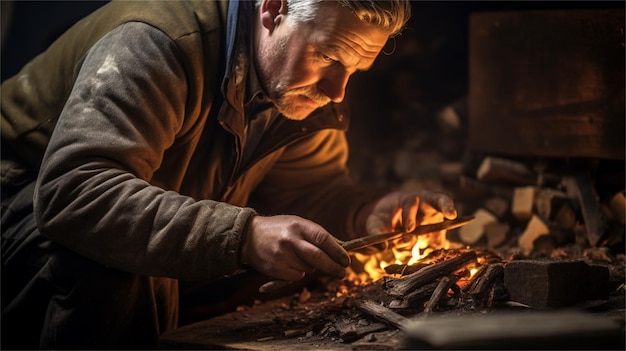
[349,231,452,283]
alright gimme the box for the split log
[562,173,603,247]
[476,156,537,185]
[512,186,536,220]
[459,209,496,245]
[384,251,478,297]
[517,215,550,256]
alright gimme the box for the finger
[259,280,291,293]
[438,195,458,219]
[420,191,457,220]
[272,264,307,282]
[401,195,419,233]
[302,229,351,268]
[294,239,347,280]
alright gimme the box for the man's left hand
[356,190,457,250]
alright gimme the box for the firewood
[554,201,577,229]
[467,263,504,296]
[388,281,439,309]
[383,262,429,275]
[512,186,536,220]
[484,221,509,248]
[384,251,478,297]
[476,156,536,185]
[423,276,457,314]
[462,264,487,293]
[562,173,603,247]
[352,299,409,331]
[535,188,569,221]
[459,209,496,245]
[517,215,550,256]
[484,196,509,218]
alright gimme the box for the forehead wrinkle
[314,31,382,71]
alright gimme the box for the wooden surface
[158,293,363,350]
[158,282,625,350]
[468,9,625,159]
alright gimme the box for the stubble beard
[272,85,331,120]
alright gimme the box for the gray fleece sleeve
[34,22,255,281]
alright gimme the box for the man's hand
[240,215,351,282]
[357,190,457,250]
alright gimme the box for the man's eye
[321,55,334,62]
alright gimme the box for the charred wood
[424,275,458,314]
[388,281,439,309]
[467,263,504,297]
[353,299,409,331]
[384,262,429,275]
[384,251,478,297]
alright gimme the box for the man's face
[256,1,390,120]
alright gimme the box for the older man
[1,0,456,348]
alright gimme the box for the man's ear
[260,0,287,32]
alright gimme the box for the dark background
[2,1,623,184]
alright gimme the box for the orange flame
[350,231,451,283]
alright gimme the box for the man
[1,0,457,348]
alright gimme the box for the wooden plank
[469,9,625,159]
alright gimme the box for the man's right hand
[240,215,350,282]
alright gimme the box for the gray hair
[256,0,411,36]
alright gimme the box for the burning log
[466,263,504,297]
[383,251,477,297]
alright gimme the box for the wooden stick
[353,299,409,331]
[339,216,475,251]
[424,276,456,314]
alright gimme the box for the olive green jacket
[1,0,383,281]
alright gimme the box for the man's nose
[318,70,350,103]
